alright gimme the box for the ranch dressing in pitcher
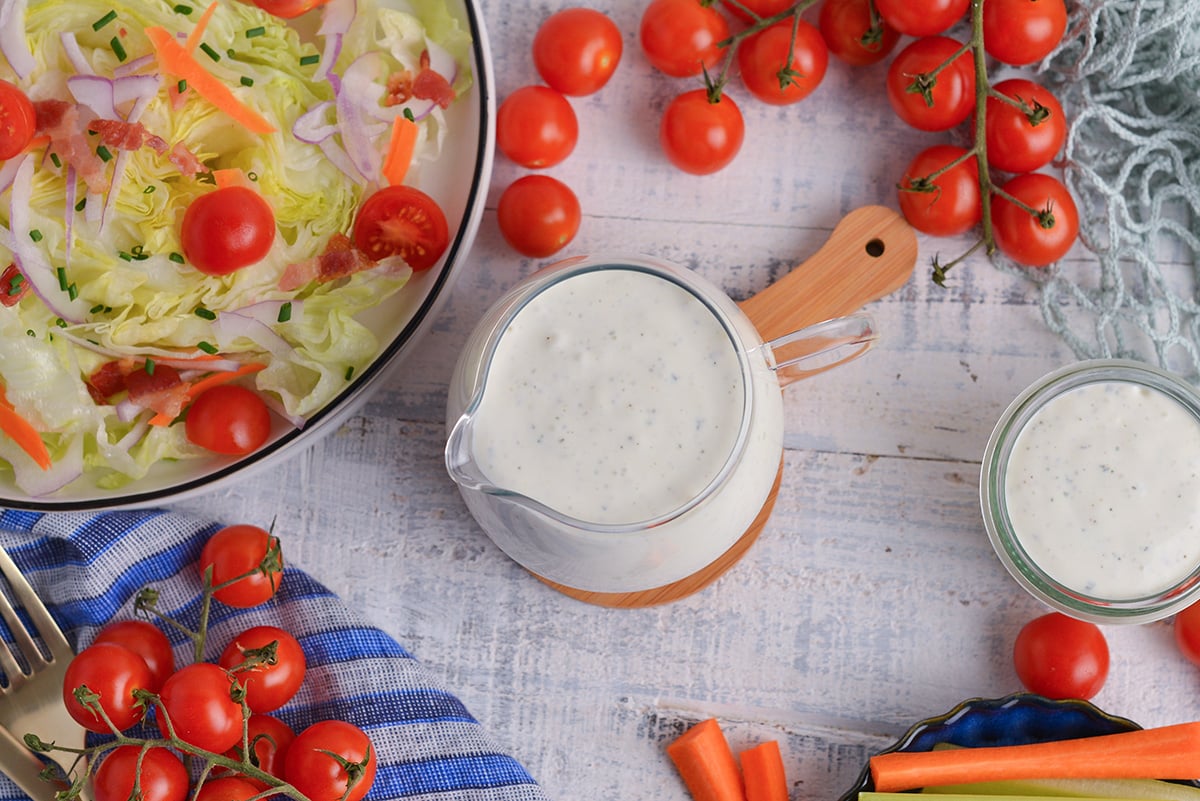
[467,267,751,525]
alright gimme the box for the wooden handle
[737,205,919,343]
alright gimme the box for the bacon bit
[384,50,456,109]
[278,233,377,292]
[124,362,190,420]
[86,360,130,404]
[87,119,169,155]
[384,70,414,107]
[0,264,29,308]
[168,142,208,177]
[34,99,109,193]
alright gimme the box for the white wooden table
[179,2,1200,799]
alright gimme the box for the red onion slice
[336,54,390,180]
[0,0,35,80]
[314,0,356,82]
[213,312,294,360]
[9,155,87,323]
[59,32,92,75]
[292,100,338,144]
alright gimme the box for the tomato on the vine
[219,625,307,713]
[660,89,744,175]
[222,715,296,785]
[1176,602,1200,667]
[157,662,245,753]
[1013,612,1109,700]
[818,0,900,67]
[497,175,581,259]
[352,184,450,270]
[249,0,329,18]
[195,777,263,801]
[185,384,271,457]
[983,0,1068,66]
[991,172,1079,267]
[737,19,828,106]
[886,36,975,132]
[532,8,623,96]
[94,746,188,801]
[721,0,793,22]
[639,0,729,78]
[62,642,153,733]
[897,145,981,237]
[985,78,1067,174]
[199,523,283,608]
[180,186,276,276]
[285,720,377,801]
[0,79,36,161]
[94,620,175,692]
[495,85,578,169]
[874,0,969,37]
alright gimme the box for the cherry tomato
[886,36,975,132]
[94,747,188,801]
[660,89,745,175]
[985,78,1067,174]
[195,777,263,801]
[185,384,272,457]
[721,0,793,22]
[94,620,175,692]
[1175,601,1200,667]
[0,79,36,161]
[495,85,578,169]
[639,0,730,78]
[62,642,153,734]
[180,186,276,276]
[249,0,329,17]
[897,145,981,237]
[157,662,245,753]
[199,523,283,608]
[991,172,1079,267]
[818,0,901,67]
[497,176,581,259]
[983,0,1068,66]
[875,0,969,36]
[285,720,377,801]
[222,715,296,785]
[352,184,450,270]
[1013,612,1109,700]
[532,8,623,96]
[737,20,828,106]
[219,625,306,713]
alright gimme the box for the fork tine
[0,547,72,664]
[0,590,30,686]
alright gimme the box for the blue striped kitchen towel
[0,508,549,801]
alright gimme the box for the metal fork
[0,546,88,801]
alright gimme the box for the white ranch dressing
[1005,380,1200,600]
[469,268,751,525]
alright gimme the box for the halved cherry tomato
[352,185,450,270]
[185,384,272,456]
[249,0,330,18]
[180,186,276,276]
[0,79,36,161]
[532,8,623,96]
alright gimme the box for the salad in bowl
[0,0,490,508]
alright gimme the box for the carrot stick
[381,115,420,186]
[183,1,219,53]
[869,722,1200,793]
[667,718,746,801]
[147,362,265,426]
[741,741,787,801]
[212,168,252,189]
[144,25,277,135]
[0,387,51,470]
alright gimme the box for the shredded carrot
[144,25,277,135]
[212,168,253,189]
[148,362,266,426]
[381,115,420,186]
[741,741,787,801]
[0,387,52,470]
[184,1,219,53]
[667,719,746,801]
[869,722,1200,793]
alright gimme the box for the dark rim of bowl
[4,1,493,512]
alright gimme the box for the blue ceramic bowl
[838,694,1143,801]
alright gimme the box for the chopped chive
[177,78,187,93]
[67,283,79,301]
[299,54,319,66]
[344,366,355,381]
[110,36,126,62]
[240,76,254,87]
[197,341,219,354]
[97,145,113,162]
[29,229,42,242]
[144,358,155,375]
[173,3,192,12]
[90,304,106,313]
[245,26,266,38]
[118,251,133,262]
[92,9,117,30]
[26,329,35,337]
[144,185,156,194]
[277,302,292,323]
[8,274,23,294]
[130,245,148,260]
[169,252,186,264]
[200,43,220,62]
[226,48,237,59]
[50,153,62,168]
[247,171,258,181]
[74,197,87,212]
[56,267,67,290]
[55,318,67,329]
[194,306,217,320]
[403,107,415,122]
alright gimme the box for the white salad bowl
[0,0,494,510]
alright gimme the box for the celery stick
[918,779,1200,801]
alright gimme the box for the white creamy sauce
[468,268,748,525]
[1005,380,1200,600]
